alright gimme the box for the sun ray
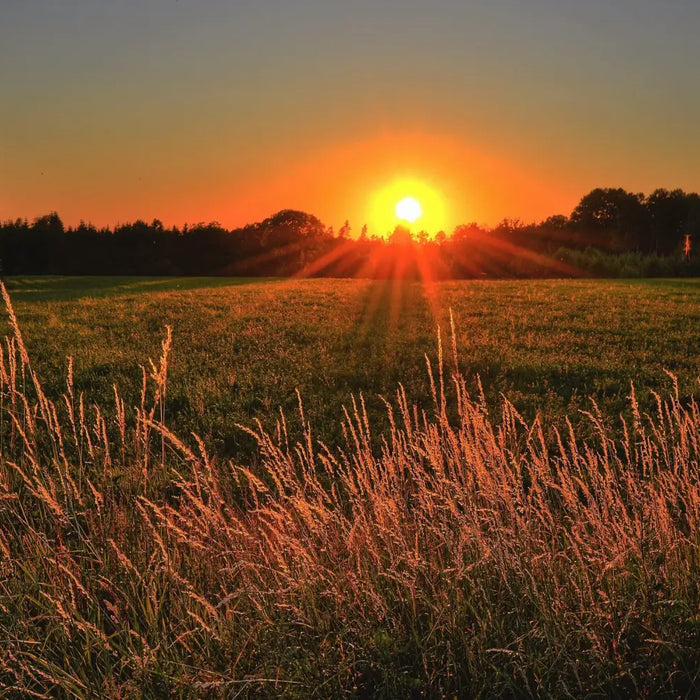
[451,229,583,277]
[293,239,357,278]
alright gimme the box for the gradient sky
[2,0,700,234]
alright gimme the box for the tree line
[1,187,698,279]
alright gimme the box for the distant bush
[555,246,699,278]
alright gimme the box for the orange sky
[206,132,580,235]
[2,2,700,235]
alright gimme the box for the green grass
[2,276,698,459]
[1,276,699,697]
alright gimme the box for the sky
[2,0,700,235]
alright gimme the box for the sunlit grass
[1,281,699,696]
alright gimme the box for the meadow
[2,276,698,459]
[0,276,699,697]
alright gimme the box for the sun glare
[368,177,449,238]
[395,196,422,223]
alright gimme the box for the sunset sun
[367,176,450,236]
[395,196,422,223]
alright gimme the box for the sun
[367,177,449,237]
[395,196,422,224]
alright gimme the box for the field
[3,276,699,458]
[1,276,699,697]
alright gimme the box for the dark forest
[2,187,698,278]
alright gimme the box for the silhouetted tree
[388,224,412,245]
[1,189,699,280]
[338,220,351,239]
[257,210,326,247]
[29,212,64,273]
[644,189,689,255]
[570,188,648,251]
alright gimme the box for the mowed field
[2,275,700,698]
[3,275,699,458]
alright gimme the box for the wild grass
[1,282,700,697]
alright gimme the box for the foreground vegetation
[0,278,699,697]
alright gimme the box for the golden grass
[0,281,699,697]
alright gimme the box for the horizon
[6,182,698,242]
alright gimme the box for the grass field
[2,276,698,459]
[1,276,699,698]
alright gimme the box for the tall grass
[0,282,699,698]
